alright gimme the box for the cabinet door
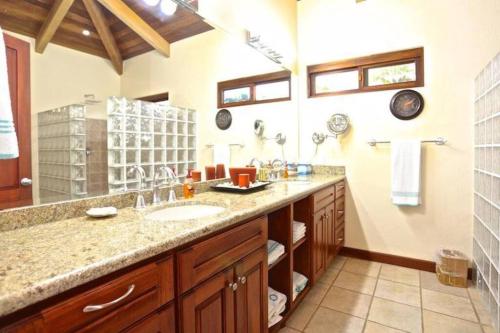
[312,209,326,282]
[325,201,336,266]
[180,268,235,333]
[234,247,268,333]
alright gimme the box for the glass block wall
[473,51,500,332]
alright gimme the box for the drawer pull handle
[238,276,247,285]
[228,282,238,291]
[83,284,135,313]
[338,210,344,215]
[338,238,344,242]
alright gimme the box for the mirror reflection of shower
[37,94,108,204]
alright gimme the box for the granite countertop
[0,175,344,317]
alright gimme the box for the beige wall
[198,0,297,71]
[297,0,500,261]
[121,29,299,169]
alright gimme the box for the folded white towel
[268,287,287,322]
[268,245,285,265]
[391,139,421,206]
[293,221,306,242]
[0,28,19,160]
[267,239,285,265]
[268,314,282,328]
[292,271,308,301]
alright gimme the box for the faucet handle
[168,189,177,203]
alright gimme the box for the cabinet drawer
[335,226,345,247]
[335,181,345,199]
[335,213,344,230]
[124,302,175,333]
[313,186,335,212]
[177,216,268,294]
[42,258,173,333]
[336,196,345,220]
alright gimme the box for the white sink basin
[145,203,226,222]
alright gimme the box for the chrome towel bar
[367,137,447,147]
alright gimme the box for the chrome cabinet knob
[228,282,238,291]
[238,276,247,285]
[20,178,32,186]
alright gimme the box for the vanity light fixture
[82,29,90,36]
[246,31,284,64]
[160,0,178,15]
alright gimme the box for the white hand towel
[0,28,19,160]
[391,139,421,206]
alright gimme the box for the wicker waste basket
[436,249,468,288]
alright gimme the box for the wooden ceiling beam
[35,0,76,53]
[95,0,170,57]
[82,0,123,74]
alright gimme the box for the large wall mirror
[0,0,298,209]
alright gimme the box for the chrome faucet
[268,159,285,180]
[248,157,264,168]
[152,166,178,205]
[128,165,147,210]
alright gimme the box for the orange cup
[205,166,216,180]
[192,170,202,182]
[216,164,226,179]
[238,174,250,188]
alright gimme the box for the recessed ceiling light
[82,29,90,36]
[160,0,177,15]
[143,0,160,5]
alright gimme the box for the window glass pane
[255,80,290,101]
[366,62,416,87]
[223,87,251,104]
[314,70,359,94]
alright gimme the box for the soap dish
[86,207,118,218]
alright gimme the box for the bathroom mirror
[0,1,297,210]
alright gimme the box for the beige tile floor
[280,256,496,333]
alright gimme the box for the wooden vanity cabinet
[180,247,267,333]
[311,181,346,283]
[178,217,268,333]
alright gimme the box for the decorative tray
[210,181,271,193]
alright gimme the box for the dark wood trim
[340,247,473,279]
[217,70,292,108]
[307,47,424,98]
[137,92,169,103]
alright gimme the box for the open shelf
[291,284,311,309]
[292,237,307,251]
[269,253,288,271]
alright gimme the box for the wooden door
[180,268,235,333]
[312,209,326,282]
[325,201,336,266]
[0,34,31,209]
[234,247,268,333]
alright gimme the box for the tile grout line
[360,259,381,333]
[467,287,488,333]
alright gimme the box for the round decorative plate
[390,90,424,120]
[215,109,232,130]
[327,113,350,136]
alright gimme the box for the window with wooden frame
[217,70,291,108]
[307,48,424,97]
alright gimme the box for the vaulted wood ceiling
[0,0,213,74]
